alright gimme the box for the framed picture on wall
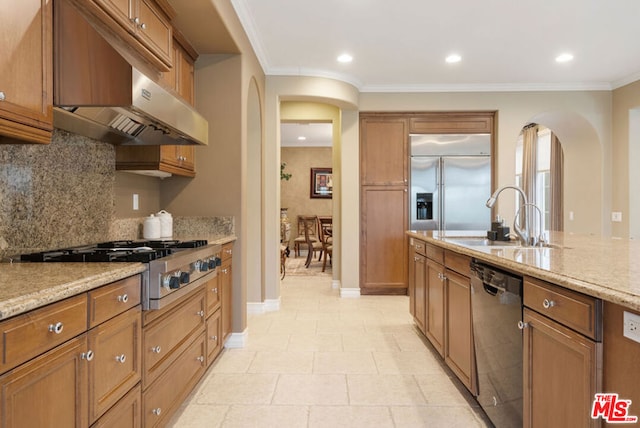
[310,168,332,199]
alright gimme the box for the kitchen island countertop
[407,230,640,312]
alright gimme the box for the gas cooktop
[20,240,209,263]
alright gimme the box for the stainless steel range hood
[53,0,208,146]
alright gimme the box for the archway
[525,111,603,235]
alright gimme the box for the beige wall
[115,172,161,218]
[612,80,640,238]
[281,147,333,248]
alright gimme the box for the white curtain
[521,124,538,232]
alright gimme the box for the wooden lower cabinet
[220,242,233,343]
[142,332,207,428]
[92,384,142,428]
[425,259,445,357]
[523,308,601,428]
[207,309,222,365]
[89,306,142,423]
[0,335,89,428]
[445,268,474,392]
[409,242,426,333]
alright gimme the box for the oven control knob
[169,276,180,289]
[180,271,190,284]
[215,257,222,267]
[199,260,209,272]
[207,258,216,269]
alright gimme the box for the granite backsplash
[0,130,234,260]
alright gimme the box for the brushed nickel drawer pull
[517,321,528,330]
[152,408,162,416]
[115,354,126,363]
[49,322,64,334]
[210,335,218,341]
[0,91,5,101]
[117,294,129,303]
[196,310,205,317]
[81,350,94,361]
[151,346,162,354]
[196,355,205,363]
[542,298,556,309]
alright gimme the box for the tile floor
[169,273,492,427]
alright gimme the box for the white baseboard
[247,297,281,315]
[224,328,247,349]
[340,287,361,298]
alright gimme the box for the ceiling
[281,123,333,147]
[227,0,640,92]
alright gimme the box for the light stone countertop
[407,230,640,312]
[0,263,146,320]
[0,236,237,321]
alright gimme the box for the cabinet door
[523,308,601,428]
[0,0,53,143]
[136,0,172,67]
[411,252,426,333]
[0,335,89,428]
[425,259,445,356]
[220,259,233,342]
[360,117,407,186]
[93,0,135,32]
[89,307,142,423]
[360,186,407,294]
[445,269,474,393]
[206,310,222,364]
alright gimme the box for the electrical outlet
[612,211,623,222]
[569,211,574,221]
[133,194,139,211]
[623,311,640,343]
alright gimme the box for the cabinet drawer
[444,250,471,277]
[412,239,427,256]
[142,289,205,387]
[0,294,87,374]
[221,242,233,262]
[89,275,141,328]
[89,306,142,423]
[93,383,142,428]
[205,276,220,316]
[143,332,206,428]
[426,244,444,264]
[524,277,601,340]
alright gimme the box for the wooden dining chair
[300,216,323,268]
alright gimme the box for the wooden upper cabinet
[360,116,408,186]
[159,31,198,105]
[409,112,494,134]
[74,0,174,71]
[0,0,53,144]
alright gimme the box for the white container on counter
[143,214,161,239]
[156,210,173,238]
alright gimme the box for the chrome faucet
[485,185,530,245]
[515,203,547,247]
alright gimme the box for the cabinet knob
[115,354,127,363]
[210,335,218,341]
[151,346,162,354]
[0,91,5,101]
[196,355,205,363]
[81,350,94,361]
[196,310,205,317]
[542,298,556,309]
[212,287,218,293]
[517,321,529,330]
[140,22,146,30]
[152,408,162,416]
[117,294,129,303]
[48,322,64,334]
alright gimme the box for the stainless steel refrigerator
[410,134,491,231]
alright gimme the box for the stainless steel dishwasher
[470,259,523,428]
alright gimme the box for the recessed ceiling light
[337,53,353,63]
[445,54,462,64]
[297,136,307,141]
[556,53,574,63]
